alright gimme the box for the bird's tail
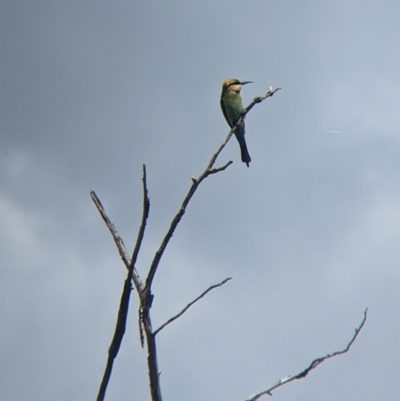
[234,123,251,167]
[240,142,251,167]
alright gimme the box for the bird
[220,78,252,167]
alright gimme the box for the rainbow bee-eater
[220,78,252,167]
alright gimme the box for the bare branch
[96,278,132,401]
[129,164,150,295]
[145,329,162,401]
[131,165,150,269]
[154,278,232,335]
[90,191,131,268]
[244,308,368,401]
[138,309,144,348]
[144,87,281,294]
[242,87,282,119]
[207,160,233,176]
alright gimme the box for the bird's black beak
[240,81,253,85]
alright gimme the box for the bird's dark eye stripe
[228,81,240,88]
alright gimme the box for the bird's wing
[220,98,233,128]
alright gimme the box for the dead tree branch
[154,278,232,336]
[96,278,132,401]
[90,191,144,292]
[244,308,368,401]
[90,191,131,269]
[129,165,149,294]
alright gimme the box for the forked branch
[93,165,150,401]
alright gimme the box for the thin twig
[208,161,233,175]
[154,278,232,335]
[129,164,150,295]
[144,87,281,294]
[244,308,368,401]
[243,87,282,120]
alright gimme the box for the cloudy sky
[1,1,400,400]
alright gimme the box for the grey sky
[1,1,400,400]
